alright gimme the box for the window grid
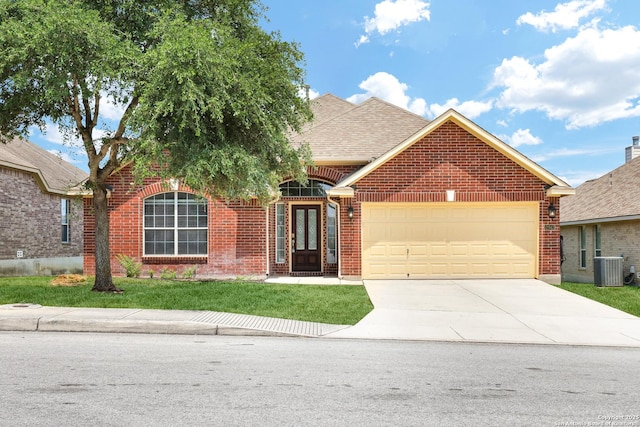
[275,204,285,263]
[144,192,207,256]
[594,224,602,257]
[279,180,332,197]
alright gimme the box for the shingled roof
[291,93,430,164]
[0,136,87,195]
[560,156,640,224]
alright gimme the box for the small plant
[160,266,177,280]
[148,269,154,279]
[115,254,142,278]
[181,266,197,279]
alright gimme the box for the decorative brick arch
[138,180,195,199]
[305,166,346,184]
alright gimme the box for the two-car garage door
[361,202,538,279]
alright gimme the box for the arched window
[279,180,332,197]
[144,192,208,255]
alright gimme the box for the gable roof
[335,108,573,195]
[291,94,430,164]
[560,155,640,225]
[0,136,87,195]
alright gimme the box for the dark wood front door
[292,205,321,272]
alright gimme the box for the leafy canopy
[0,0,312,200]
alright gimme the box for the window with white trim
[579,226,587,269]
[326,203,337,264]
[61,199,70,243]
[275,203,285,263]
[594,224,602,257]
[144,192,208,255]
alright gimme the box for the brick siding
[83,165,268,278]
[340,121,560,277]
[561,220,640,283]
[0,167,83,260]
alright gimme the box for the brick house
[0,137,87,276]
[84,94,573,284]
[560,141,640,283]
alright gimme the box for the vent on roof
[625,136,640,163]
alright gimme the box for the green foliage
[0,277,373,325]
[558,282,640,317]
[181,266,197,279]
[0,0,312,290]
[115,254,142,278]
[148,270,154,279]
[160,267,177,280]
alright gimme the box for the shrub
[115,254,142,278]
[160,267,177,280]
[181,266,197,279]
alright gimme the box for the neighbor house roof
[334,108,573,196]
[560,155,640,225]
[291,94,430,165]
[0,136,87,195]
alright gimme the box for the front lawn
[0,276,373,325]
[557,282,640,317]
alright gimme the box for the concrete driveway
[327,279,640,346]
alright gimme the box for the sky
[30,0,640,187]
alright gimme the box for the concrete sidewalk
[0,304,349,337]
[2,278,640,347]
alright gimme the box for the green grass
[558,282,640,317]
[0,276,373,325]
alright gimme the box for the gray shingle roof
[293,94,430,163]
[0,136,87,194]
[560,156,640,223]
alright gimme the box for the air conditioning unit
[594,257,624,287]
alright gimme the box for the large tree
[0,0,312,292]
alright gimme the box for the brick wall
[340,121,560,278]
[83,165,267,278]
[0,167,83,261]
[561,220,640,283]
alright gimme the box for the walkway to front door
[292,205,321,272]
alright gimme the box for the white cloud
[499,129,543,148]
[347,72,428,116]
[516,0,607,33]
[529,147,614,163]
[428,98,493,119]
[356,0,430,46]
[496,119,508,127]
[492,23,640,129]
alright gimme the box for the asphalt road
[1,332,640,426]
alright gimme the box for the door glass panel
[308,209,317,250]
[296,209,305,250]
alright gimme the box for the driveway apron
[327,279,640,347]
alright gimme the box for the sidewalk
[0,303,350,337]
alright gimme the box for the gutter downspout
[326,194,343,279]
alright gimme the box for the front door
[292,205,321,272]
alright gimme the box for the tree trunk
[91,184,122,293]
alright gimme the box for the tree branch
[114,95,139,139]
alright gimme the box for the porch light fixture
[347,205,354,220]
[548,203,556,219]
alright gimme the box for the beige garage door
[362,202,538,279]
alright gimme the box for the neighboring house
[0,137,87,276]
[560,142,640,283]
[84,94,573,284]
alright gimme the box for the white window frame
[579,226,587,269]
[61,199,70,243]
[326,203,337,264]
[594,224,602,257]
[143,192,208,256]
